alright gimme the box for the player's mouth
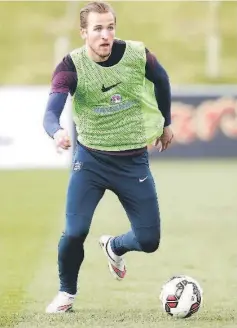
[100,43,110,48]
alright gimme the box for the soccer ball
[159,275,203,318]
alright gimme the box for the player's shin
[58,233,85,295]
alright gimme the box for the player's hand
[53,129,71,152]
[155,125,174,152]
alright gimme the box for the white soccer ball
[159,275,203,318]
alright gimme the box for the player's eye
[94,27,102,31]
[108,26,114,31]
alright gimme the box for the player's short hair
[80,1,116,29]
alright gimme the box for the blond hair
[80,1,116,29]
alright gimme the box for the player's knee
[137,228,160,253]
[60,232,86,245]
[66,227,89,240]
[65,214,90,240]
[139,238,160,253]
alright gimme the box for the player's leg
[46,145,106,313]
[112,175,160,254]
[113,151,160,254]
[58,171,105,295]
[100,151,160,279]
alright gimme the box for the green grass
[0,170,69,325]
[0,160,237,327]
[0,1,237,84]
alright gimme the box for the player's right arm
[43,55,77,150]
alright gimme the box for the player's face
[81,12,116,62]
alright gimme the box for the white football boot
[99,235,126,281]
[45,291,75,313]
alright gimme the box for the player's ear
[80,28,87,40]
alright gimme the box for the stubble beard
[89,44,111,61]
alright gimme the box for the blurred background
[0,2,237,328]
[0,0,237,164]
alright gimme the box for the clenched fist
[53,129,71,151]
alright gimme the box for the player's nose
[101,29,109,39]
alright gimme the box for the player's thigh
[66,168,105,218]
[116,168,160,229]
[65,148,106,236]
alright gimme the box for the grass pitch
[0,160,237,328]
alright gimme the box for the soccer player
[43,1,173,313]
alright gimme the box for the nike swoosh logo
[139,176,148,183]
[101,82,121,92]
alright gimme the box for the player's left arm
[145,49,173,152]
